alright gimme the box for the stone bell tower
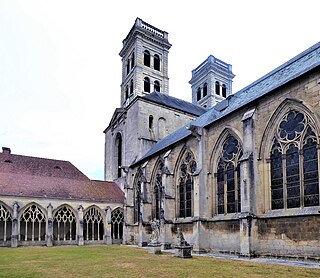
[189,55,235,109]
[119,18,172,108]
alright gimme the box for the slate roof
[0,148,124,203]
[132,41,320,166]
[142,91,207,116]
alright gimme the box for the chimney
[2,147,11,155]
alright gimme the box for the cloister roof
[132,41,320,166]
[0,148,124,203]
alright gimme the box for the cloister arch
[0,202,12,245]
[53,205,77,243]
[83,206,105,241]
[19,203,47,242]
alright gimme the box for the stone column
[161,151,174,249]
[11,202,19,248]
[188,124,208,253]
[239,108,257,257]
[77,205,84,246]
[46,203,53,247]
[105,206,112,245]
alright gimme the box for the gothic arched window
[144,77,150,93]
[111,207,123,242]
[154,81,160,92]
[270,110,319,209]
[53,206,76,242]
[0,203,12,243]
[216,136,242,214]
[144,50,150,67]
[115,133,122,178]
[19,204,46,241]
[83,207,104,241]
[134,169,143,223]
[178,150,197,218]
[153,161,164,220]
[154,54,160,71]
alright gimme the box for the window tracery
[134,169,143,223]
[178,150,196,218]
[0,204,12,242]
[270,110,319,209]
[19,204,46,241]
[111,207,123,241]
[53,206,76,242]
[83,207,104,241]
[216,135,242,214]
[153,161,164,220]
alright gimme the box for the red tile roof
[0,148,124,203]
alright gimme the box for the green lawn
[0,245,319,278]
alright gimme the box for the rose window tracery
[270,110,319,209]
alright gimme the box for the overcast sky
[0,1,319,180]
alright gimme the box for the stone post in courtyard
[105,206,112,245]
[46,203,53,247]
[239,108,257,257]
[77,205,84,246]
[161,150,174,249]
[11,202,19,248]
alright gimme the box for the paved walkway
[196,252,320,269]
[136,246,320,269]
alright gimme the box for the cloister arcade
[0,201,123,247]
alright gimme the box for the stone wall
[254,215,320,258]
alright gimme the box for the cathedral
[105,18,320,259]
[1,17,320,260]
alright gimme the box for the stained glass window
[270,110,319,209]
[178,150,196,218]
[216,135,242,214]
[153,161,164,220]
[134,169,143,223]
